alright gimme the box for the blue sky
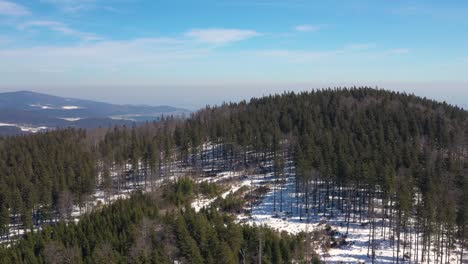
[0,0,467,109]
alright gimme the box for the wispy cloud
[19,20,102,41]
[244,44,407,64]
[185,28,260,44]
[393,5,468,22]
[248,49,339,62]
[41,0,96,13]
[294,24,320,32]
[346,43,376,51]
[0,0,30,16]
[0,36,413,75]
[388,48,410,54]
[0,37,210,75]
[0,22,418,89]
[0,37,9,44]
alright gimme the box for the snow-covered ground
[0,122,48,133]
[59,117,82,122]
[2,142,466,263]
[28,104,84,110]
[189,147,466,264]
[192,171,251,212]
[234,170,465,263]
[61,106,83,110]
[29,104,56,109]
[1,163,183,245]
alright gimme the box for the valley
[0,91,190,135]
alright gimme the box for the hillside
[0,188,310,264]
[0,88,466,263]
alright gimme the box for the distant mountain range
[0,91,190,135]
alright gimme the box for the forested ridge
[187,88,468,263]
[0,87,467,263]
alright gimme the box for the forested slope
[185,88,468,262]
[0,87,467,262]
[0,129,96,237]
[0,188,307,264]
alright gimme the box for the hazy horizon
[0,85,466,111]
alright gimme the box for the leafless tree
[58,190,74,221]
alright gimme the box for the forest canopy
[0,87,466,262]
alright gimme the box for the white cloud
[294,24,320,32]
[19,20,102,41]
[0,0,30,16]
[185,28,259,44]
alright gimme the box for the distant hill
[0,91,190,134]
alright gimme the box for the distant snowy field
[0,122,48,133]
[29,104,84,110]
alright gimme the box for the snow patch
[29,104,57,109]
[59,117,82,122]
[61,106,82,110]
[0,123,48,133]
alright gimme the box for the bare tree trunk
[461,237,465,264]
[397,209,401,264]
